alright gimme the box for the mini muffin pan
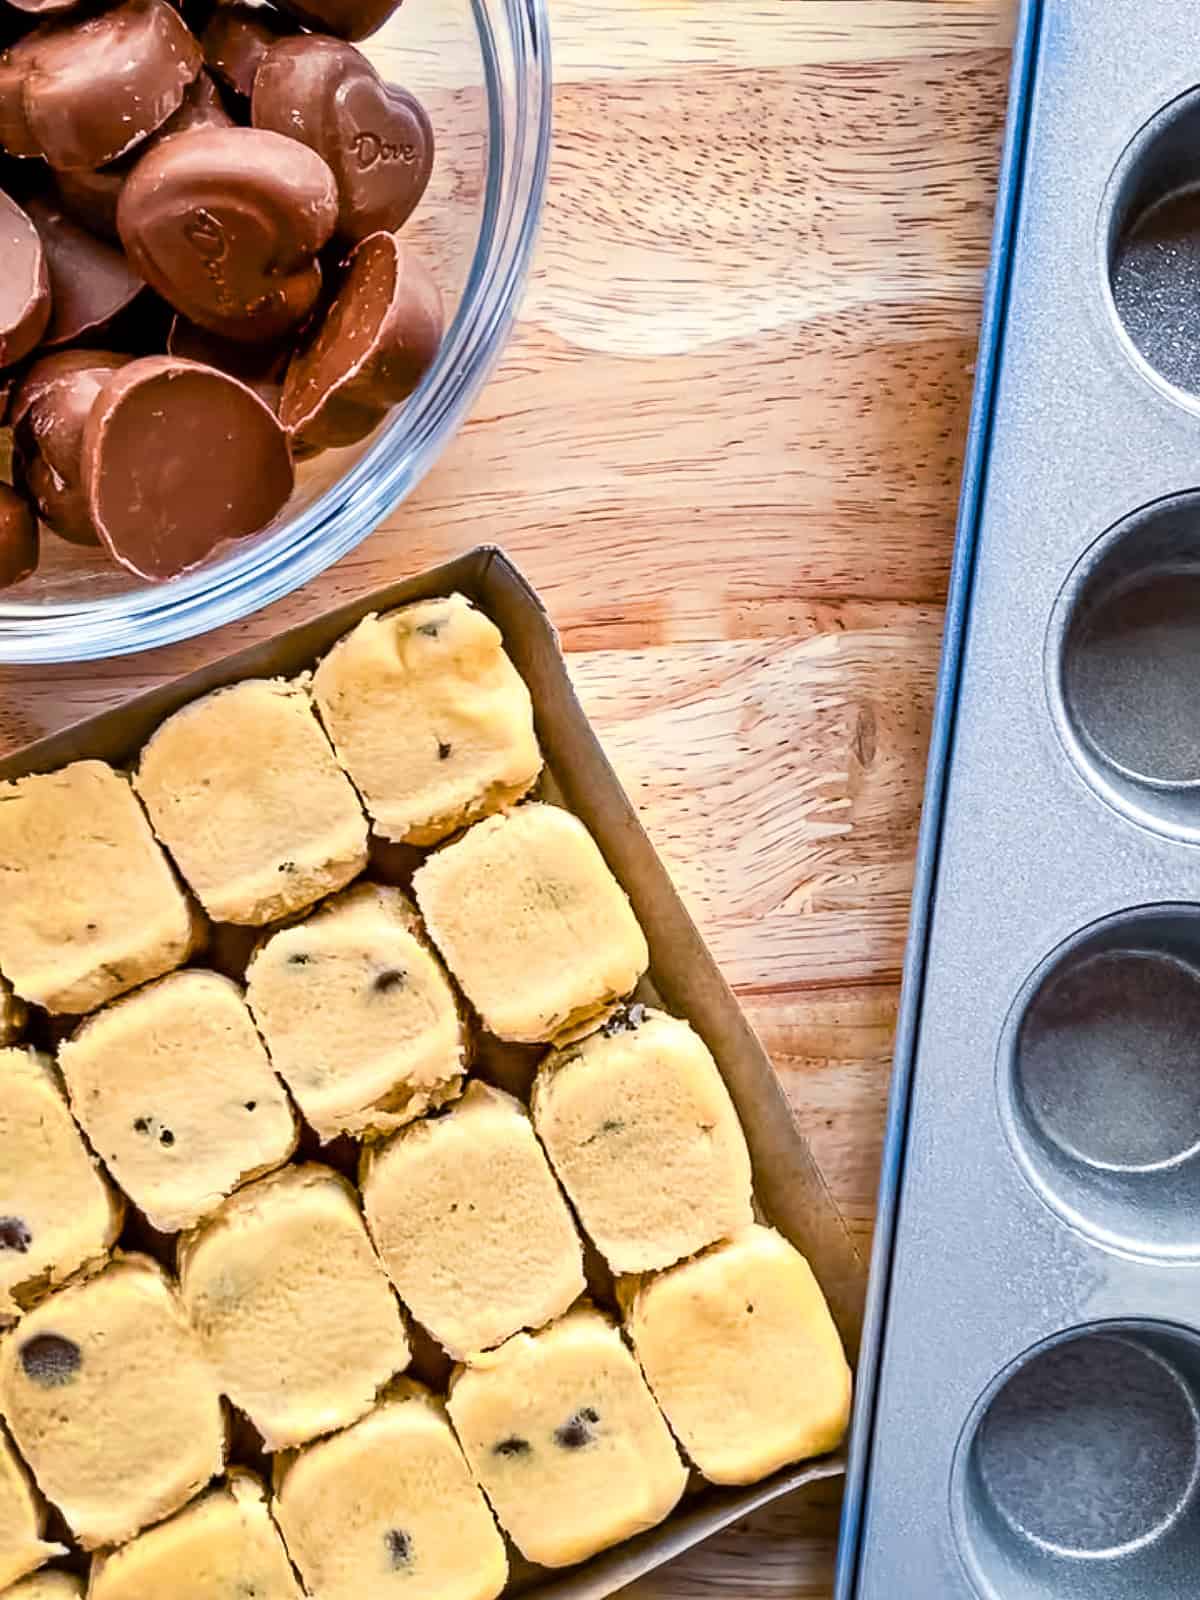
[836,2,1200,1593]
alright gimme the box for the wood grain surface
[0,3,1018,1592]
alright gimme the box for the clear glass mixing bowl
[0,0,551,664]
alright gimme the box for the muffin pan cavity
[1001,908,1200,1257]
[954,1323,1200,1600]
[1051,494,1200,838]
[1107,88,1200,402]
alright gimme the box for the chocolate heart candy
[12,350,127,544]
[0,190,50,365]
[271,0,399,42]
[0,482,37,587]
[25,194,146,348]
[252,37,433,242]
[55,70,234,241]
[0,0,202,171]
[202,1,294,100]
[7,0,79,18]
[280,228,443,453]
[118,125,338,343]
[83,355,295,580]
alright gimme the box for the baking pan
[836,0,1200,1594]
[0,545,863,1599]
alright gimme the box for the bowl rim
[0,0,553,665]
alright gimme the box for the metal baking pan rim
[832,2,1046,1591]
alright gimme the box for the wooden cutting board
[0,3,1018,1592]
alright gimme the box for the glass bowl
[0,0,551,664]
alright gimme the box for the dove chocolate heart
[202,1,296,101]
[281,228,443,453]
[0,0,202,171]
[271,0,401,43]
[25,195,145,348]
[12,351,128,545]
[83,356,295,580]
[118,126,339,343]
[54,71,234,242]
[0,484,38,588]
[252,37,433,241]
[0,191,50,366]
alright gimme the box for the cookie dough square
[413,803,649,1044]
[135,678,369,926]
[447,1305,686,1567]
[89,1472,302,1600]
[533,1006,754,1273]
[362,1081,583,1361]
[0,761,197,1015]
[622,1226,852,1484]
[0,976,26,1046]
[2,1574,83,1599]
[273,1381,507,1600]
[0,1255,225,1549]
[311,594,542,846]
[245,884,466,1141]
[179,1165,410,1450]
[59,970,298,1234]
[0,1047,123,1325]
[0,1424,65,1590]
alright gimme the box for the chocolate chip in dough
[372,969,406,994]
[0,1216,31,1252]
[385,1528,412,1568]
[493,1436,530,1458]
[437,741,452,761]
[601,1003,646,1038]
[554,1408,600,1450]
[20,1332,81,1387]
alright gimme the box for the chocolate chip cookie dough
[0,1255,225,1549]
[362,1081,584,1361]
[622,1226,852,1485]
[59,970,298,1233]
[0,1424,65,1590]
[1,1573,82,1599]
[447,1304,686,1568]
[88,1471,302,1600]
[311,595,542,846]
[0,761,197,1015]
[135,678,368,926]
[245,883,466,1141]
[178,1165,409,1450]
[533,1006,754,1273]
[413,803,650,1044]
[272,1381,507,1600]
[0,1048,123,1326]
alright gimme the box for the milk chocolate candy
[12,352,127,545]
[7,0,78,20]
[2,0,202,172]
[272,0,400,42]
[0,191,50,365]
[118,127,338,343]
[55,72,234,242]
[0,484,36,586]
[25,195,145,348]
[167,315,288,409]
[252,38,433,242]
[83,356,294,579]
[0,35,46,158]
[281,230,442,453]
[202,2,294,101]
